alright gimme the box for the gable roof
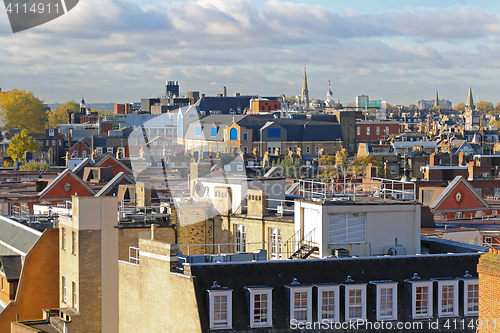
[0,216,42,256]
[72,158,95,176]
[95,172,135,197]
[429,175,489,211]
[95,154,134,175]
[38,169,95,198]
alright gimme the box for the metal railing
[129,246,140,264]
[267,198,295,217]
[298,178,415,202]
[285,227,318,259]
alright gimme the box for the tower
[434,88,439,108]
[465,86,480,130]
[326,80,334,107]
[80,97,86,115]
[300,65,309,107]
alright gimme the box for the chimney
[366,163,377,179]
[151,224,157,240]
[459,152,465,166]
[223,86,227,97]
[201,94,205,99]
[214,186,232,215]
[247,189,268,218]
[429,153,436,166]
[136,182,152,207]
[468,161,476,180]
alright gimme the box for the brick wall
[117,226,175,261]
[0,229,59,333]
[478,250,500,333]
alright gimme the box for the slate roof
[198,96,280,114]
[0,255,22,281]
[94,172,135,197]
[188,253,481,332]
[95,154,134,175]
[0,216,42,256]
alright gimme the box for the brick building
[356,120,401,142]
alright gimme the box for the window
[61,227,66,250]
[230,128,238,140]
[267,128,281,138]
[390,165,396,175]
[82,150,87,158]
[372,282,398,321]
[306,146,311,154]
[243,133,248,141]
[328,213,366,244]
[211,127,217,137]
[437,280,458,317]
[52,140,56,146]
[376,127,380,136]
[234,224,246,253]
[243,146,248,154]
[72,281,77,308]
[72,231,76,254]
[208,290,232,330]
[269,228,282,260]
[493,210,499,216]
[455,212,464,219]
[107,147,114,154]
[315,146,320,153]
[62,276,67,302]
[367,127,370,135]
[345,284,366,321]
[246,287,272,328]
[410,281,433,318]
[149,149,154,156]
[287,286,312,323]
[96,147,103,154]
[73,151,78,157]
[196,127,202,136]
[385,126,390,135]
[357,127,360,136]
[315,285,339,322]
[38,140,43,146]
[157,149,163,156]
[464,279,479,316]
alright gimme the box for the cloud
[0,0,500,104]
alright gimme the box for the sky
[1,0,500,106]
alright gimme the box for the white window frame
[315,285,340,323]
[287,286,312,324]
[61,227,66,250]
[373,282,398,321]
[344,284,367,321]
[367,127,370,135]
[107,147,114,154]
[437,280,458,317]
[463,279,479,316]
[208,290,232,330]
[357,127,360,136]
[246,287,273,328]
[72,281,77,308]
[62,276,67,302]
[269,228,282,260]
[82,150,87,158]
[410,281,433,319]
[234,224,246,253]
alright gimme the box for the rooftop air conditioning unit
[384,245,405,256]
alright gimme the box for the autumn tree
[7,129,41,162]
[476,101,494,114]
[47,100,78,127]
[352,155,384,177]
[453,103,466,112]
[0,90,47,132]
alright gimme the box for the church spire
[300,65,309,107]
[466,86,474,109]
[434,88,439,108]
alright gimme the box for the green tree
[318,154,335,166]
[19,161,50,171]
[0,89,48,132]
[7,129,41,162]
[47,100,78,127]
[453,103,466,112]
[335,149,349,174]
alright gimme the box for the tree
[476,101,494,114]
[352,155,384,177]
[0,90,47,132]
[318,154,335,166]
[453,103,466,112]
[19,161,50,171]
[47,100,78,127]
[7,129,41,162]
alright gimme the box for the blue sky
[1,0,500,106]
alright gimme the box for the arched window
[230,128,238,141]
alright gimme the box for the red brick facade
[356,121,401,141]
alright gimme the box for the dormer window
[208,289,232,330]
